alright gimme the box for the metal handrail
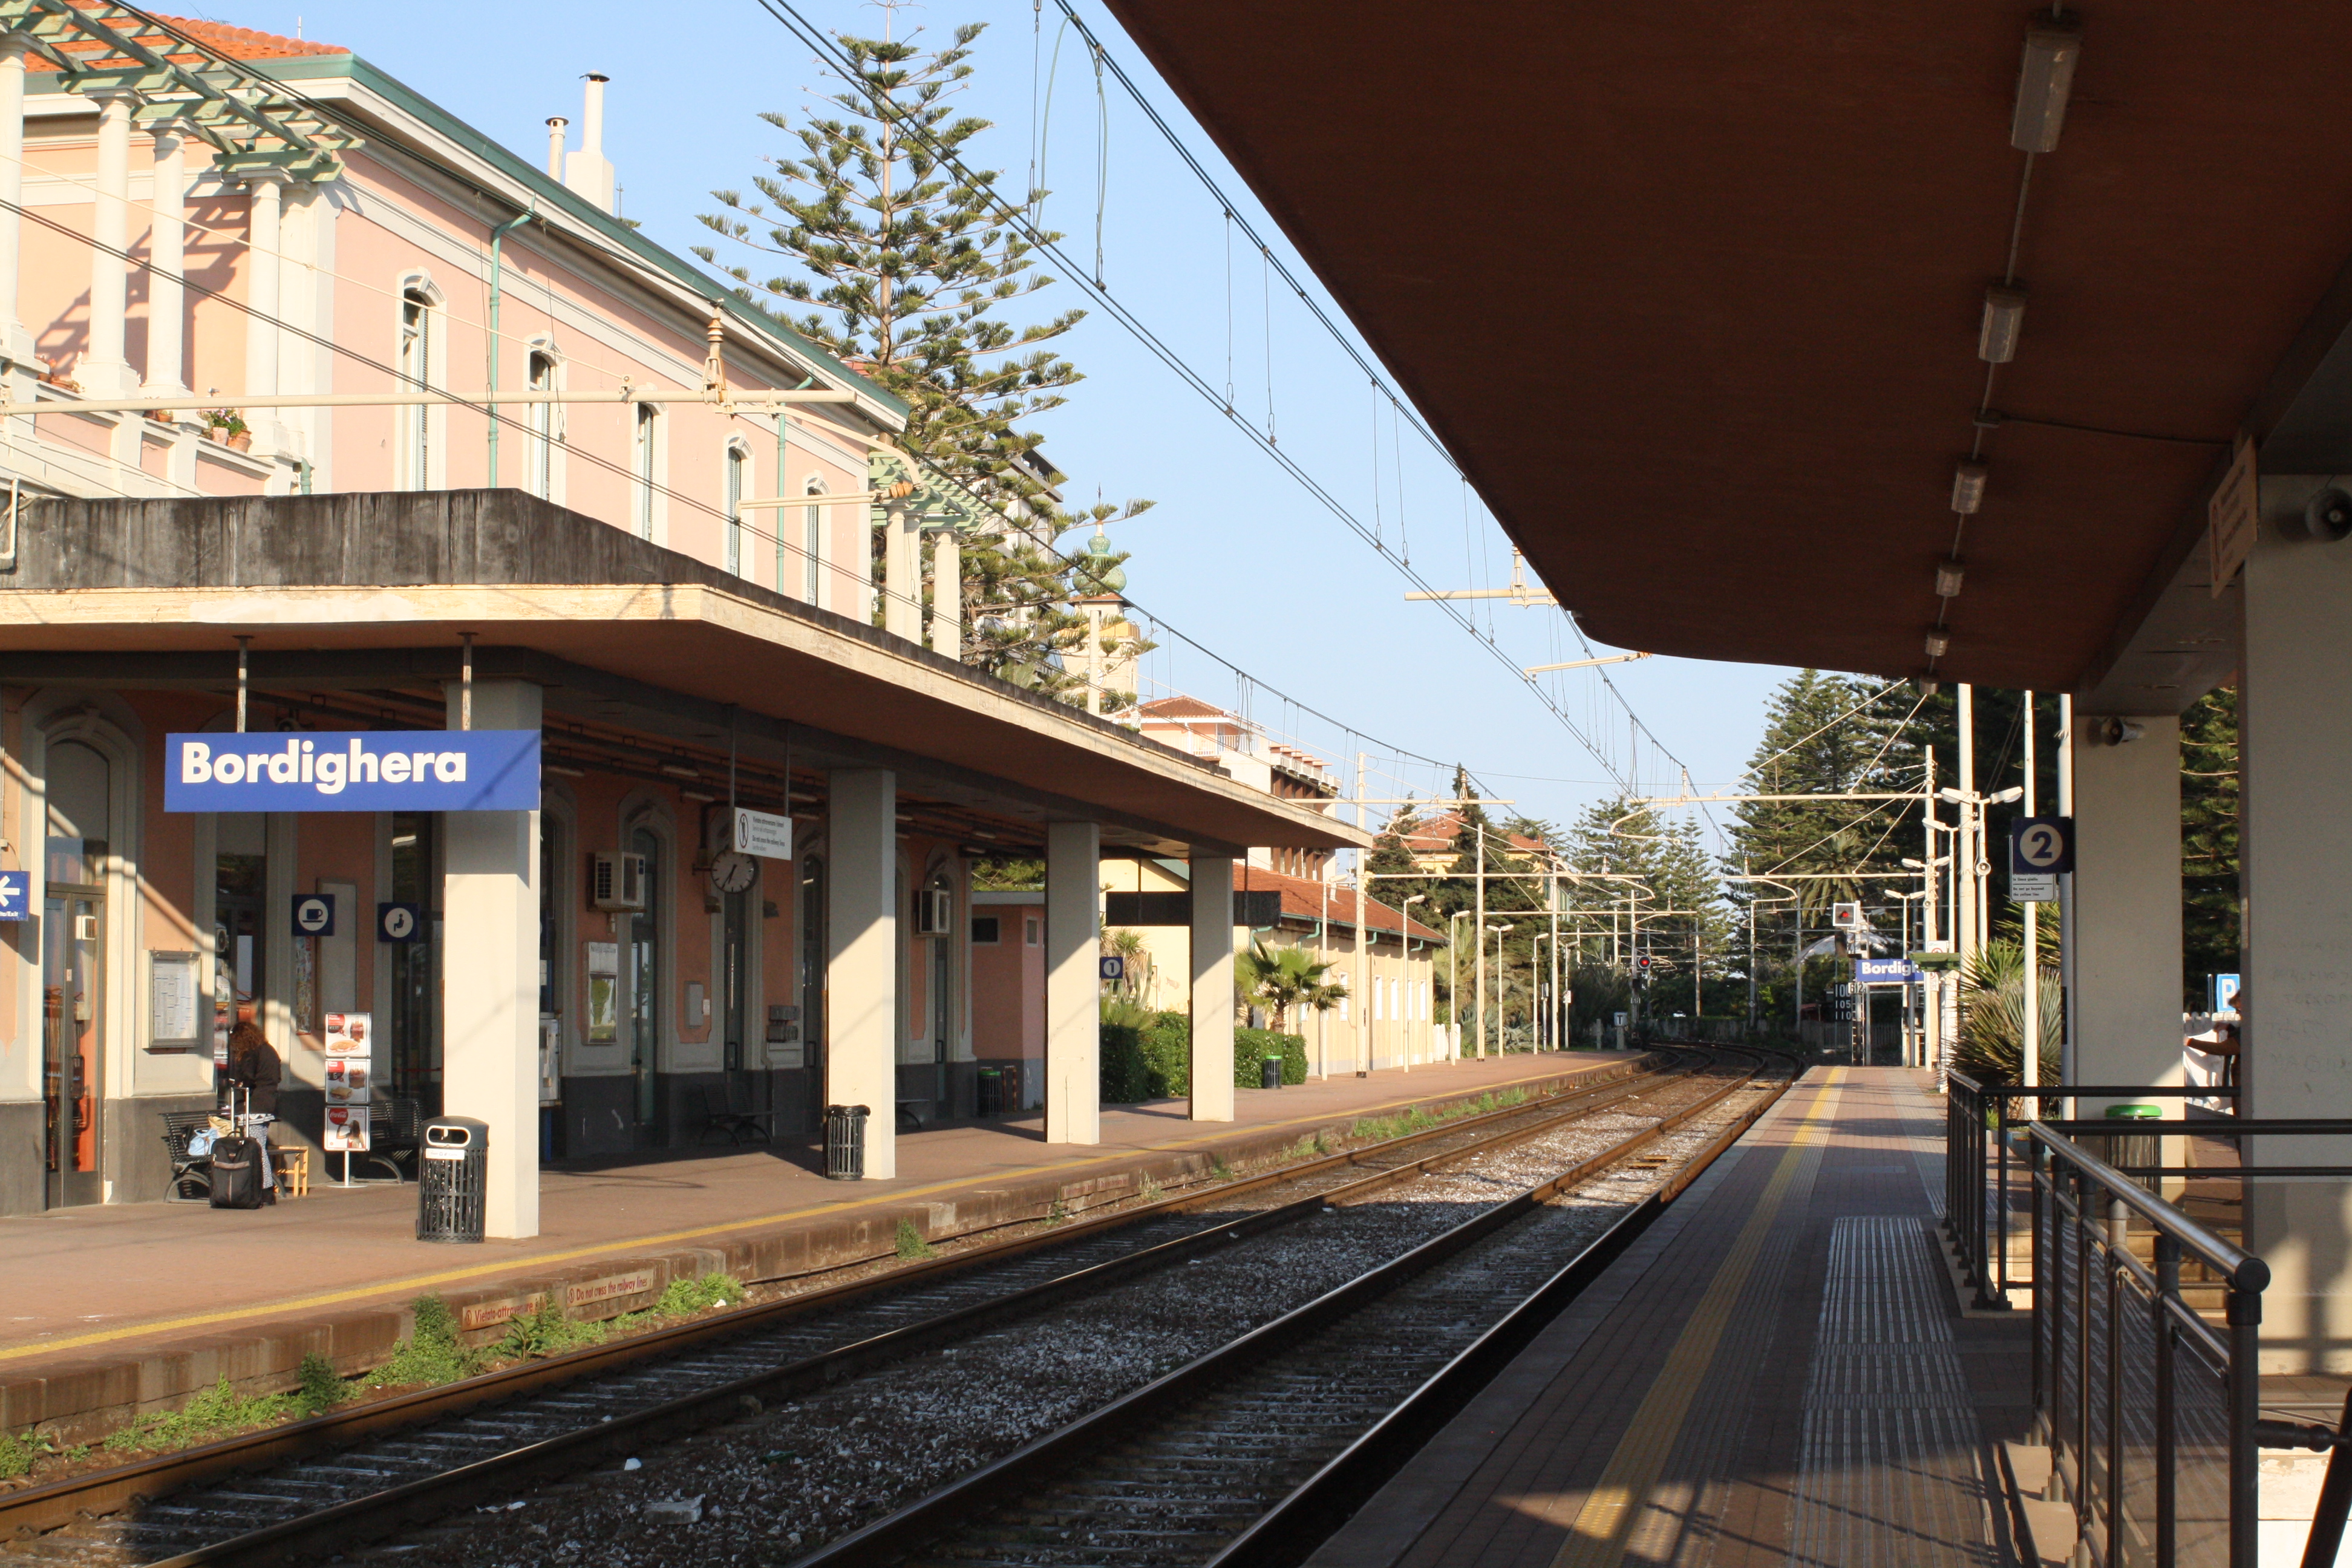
[2027,1124,2269,1568]
[1944,1075,2241,1310]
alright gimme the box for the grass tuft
[894,1218,936,1260]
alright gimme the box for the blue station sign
[167,731,540,813]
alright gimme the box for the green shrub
[1100,1024,1153,1104]
[0,1428,39,1480]
[655,1270,741,1316]
[1138,1012,1192,1097]
[497,1296,606,1361]
[895,1218,935,1259]
[294,1353,350,1419]
[1235,1028,1308,1087]
[373,1295,481,1388]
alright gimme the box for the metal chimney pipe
[544,117,567,178]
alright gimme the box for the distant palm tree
[1235,938,1348,1031]
[1953,938,2060,1083]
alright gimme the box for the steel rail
[789,1045,1789,1568]
[0,1053,1694,1559]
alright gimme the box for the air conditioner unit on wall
[591,852,647,912]
[913,887,953,935]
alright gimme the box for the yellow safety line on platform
[0,1060,1619,1364]
[1547,1069,1844,1568]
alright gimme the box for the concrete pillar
[2241,522,2352,1371]
[141,125,191,400]
[2066,713,2183,1105]
[0,36,33,371]
[84,91,137,436]
[1188,855,1235,1121]
[931,531,962,661]
[826,769,898,1178]
[241,174,284,454]
[275,182,320,470]
[883,498,919,641]
[439,679,543,1240]
[1044,820,1100,1145]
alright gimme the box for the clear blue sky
[222,0,1803,837]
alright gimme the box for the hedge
[1098,1015,1307,1103]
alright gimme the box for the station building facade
[0,491,1356,1229]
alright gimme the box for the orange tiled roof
[1393,808,1546,858]
[1233,863,1445,944]
[1138,696,1235,720]
[30,11,347,73]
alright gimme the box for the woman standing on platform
[223,1022,283,1195]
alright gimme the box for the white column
[826,769,898,1178]
[240,173,284,455]
[2067,714,2183,1106]
[930,530,962,661]
[0,36,34,368]
[2241,522,2352,1371]
[274,181,320,472]
[1044,820,1100,1145]
[882,497,919,641]
[83,91,137,402]
[140,125,191,399]
[439,679,543,1240]
[1188,855,1235,1121]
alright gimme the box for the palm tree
[1952,938,2061,1083]
[1235,938,1348,1030]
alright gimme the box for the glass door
[387,813,441,1115]
[627,828,661,1140]
[42,892,104,1208]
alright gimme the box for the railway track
[0,1051,1718,1568]
[785,1042,1792,1568]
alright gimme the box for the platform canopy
[1100,1,2352,699]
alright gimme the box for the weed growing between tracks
[1348,1086,1530,1145]
[90,1354,351,1459]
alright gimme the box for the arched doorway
[43,739,110,1208]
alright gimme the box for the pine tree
[2179,685,2239,1006]
[693,21,1146,693]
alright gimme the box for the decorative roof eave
[4,0,358,181]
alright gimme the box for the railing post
[2154,1232,2178,1568]
[2031,1132,2049,1444]
[1994,1091,2013,1305]
[2107,1211,2125,1566]
[2229,1266,2265,1568]
[2076,1164,2095,1521]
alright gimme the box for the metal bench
[159,1109,215,1202]
[351,1095,422,1183]
[696,1083,776,1146]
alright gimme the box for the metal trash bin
[416,1116,488,1243]
[2096,1103,2163,1191]
[825,1104,869,1180]
[976,1066,1003,1117]
[1261,1056,1283,1091]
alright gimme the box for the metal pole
[1354,751,1369,1077]
[2229,1275,2262,1568]
[459,633,474,731]
[234,636,250,733]
[1474,828,1486,1059]
[1958,684,1978,983]
[2023,691,2039,1088]
[2058,693,2077,1096]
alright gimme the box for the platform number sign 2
[2009,815,2074,903]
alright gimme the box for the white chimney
[544,116,568,179]
[563,73,616,214]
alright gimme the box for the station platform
[1313,1065,2025,1568]
[1,1050,1642,1445]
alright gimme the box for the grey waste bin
[976,1066,1003,1117]
[825,1104,869,1180]
[1261,1056,1284,1091]
[2096,1102,2163,1191]
[417,1116,488,1243]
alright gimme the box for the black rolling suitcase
[209,1135,267,1208]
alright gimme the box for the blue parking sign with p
[0,871,27,921]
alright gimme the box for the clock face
[709,851,758,895]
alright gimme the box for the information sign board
[2009,815,2074,903]
[167,731,540,813]
[0,871,27,921]
[733,808,793,861]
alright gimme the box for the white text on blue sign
[167,731,540,812]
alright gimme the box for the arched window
[802,475,826,607]
[397,286,438,490]
[528,350,558,500]
[724,442,748,577]
[635,403,659,539]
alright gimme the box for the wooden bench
[272,1145,311,1197]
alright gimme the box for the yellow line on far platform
[2,1059,1618,1365]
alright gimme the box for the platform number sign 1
[1099,955,1126,983]
[2009,815,2074,903]
[292,893,336,937]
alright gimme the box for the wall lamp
[2011,13,2083,155]
[1979,284,2028,364]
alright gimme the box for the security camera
[2303,486,2352,543]
[2102,717,2145,746]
